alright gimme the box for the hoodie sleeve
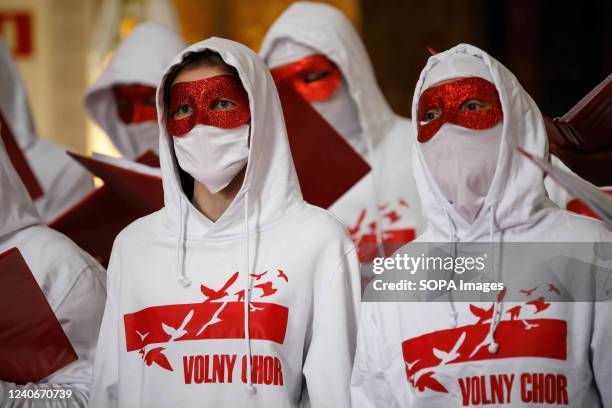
[592,301,612,407]
[350,303,401,408]
[88,248,121,408]
[0,264,106,407]
[301,247,361,408]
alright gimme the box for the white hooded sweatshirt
[0,138,106,407]
[351,44,612,407]
[260,2,423,257]
[89,38,360,408]
[84,22,186,160]
[0,42,93,222]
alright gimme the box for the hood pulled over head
[412,44,551,240]
[0,136,40,239]
[418,53,501,223]
[156,37,303,241]
[260,2,394,149]
[84,22,186,159]
[0,41,37,149]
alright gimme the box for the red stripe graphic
[124,301,288,352]
[402,319,567,393]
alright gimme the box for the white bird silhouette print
[521,320,540,330]
[405,358,420,372]
[196,301,228,336]
[162,309,194,342]
[249,303,264,312]
[470,331,494,358]
[135,330,149,342]
[433,332,466,365]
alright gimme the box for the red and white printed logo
[124,269,290,379]
[402,286,569,405]
[349,197,416,262]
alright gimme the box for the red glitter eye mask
[113,84,158,124]
[270,55,341,102]
[417,77,503,143]
[167,75,251,137]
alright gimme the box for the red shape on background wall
[0,11,33,57]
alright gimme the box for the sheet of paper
[519,147,612,229]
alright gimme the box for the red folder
[69,153,162,213]
[0,247,78,384]
[545,74,612,186]
[276,80,371,208]
[134,149,160,167]
[0,110,43,200]
[50,154,163,266]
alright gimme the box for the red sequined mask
[167,75,251,137]
[417,77,503,143]
[113,84,158,124]
[270,55,341,102]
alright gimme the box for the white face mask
[421,123,501,223]
[312,80,364,154]
[173,124,249,193]
[122,121,159,158]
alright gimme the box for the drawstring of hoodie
[243,189,256,395]
[174,188,255,394]
[176,196,192,288]
[363,129,385,258]
[443,208,459,328]
[485,200,503,354]
[444,200,502,347]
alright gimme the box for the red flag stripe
[402,319,567,379]
[124,301,288,351]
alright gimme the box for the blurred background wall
[1,0,609,157]
[361,0,612,117]
[0,0,93,152]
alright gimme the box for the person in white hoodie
[260,2,422,259]
[0,41,93,222]
[351,44,612,407]
[89,37,360,407]
[0,137,106,407]
[84,22,186,161]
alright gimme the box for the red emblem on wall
[0,11,33,57]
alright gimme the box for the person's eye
[420,107,441,123]
[172,104,193,119]
[459,98,489,112]
[304,70,329,83]
[210,99,238,111]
